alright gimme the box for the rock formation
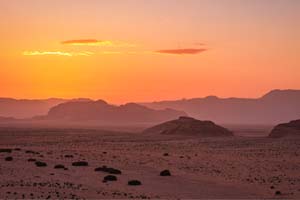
[143,116,233,137]
[269,120,300,138]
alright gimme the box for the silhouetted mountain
[269,120,300,138]
[1,89,299,124]
[0,98,92,118]
[142,89,300,124]
[143,116,233,137]
[261,89,300,101]
[37,100,187,124]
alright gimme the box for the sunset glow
[0,0,299,103]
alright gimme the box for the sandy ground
[0,127,299,199]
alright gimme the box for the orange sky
[0,0,299,103]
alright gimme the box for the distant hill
[36,100,187,124]
[142,89,300,124]
[269,120,300,138]
[143,116,233,137]
[0,98,91,118]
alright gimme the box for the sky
[0,0,299,103]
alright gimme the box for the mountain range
[0,89,299,125]
[34,100,186,124]
[142,89,300,124]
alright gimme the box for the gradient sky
[0,0,299,103]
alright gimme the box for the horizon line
[0,89,299,104]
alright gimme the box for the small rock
[35,161,47,167]
[95,166,122,174]
[0,149,12,153]
[25,150,36,154]
[54,164,65,169]
[5,157,13,161]
[128,180,142,186]
[103,175,117,182]
[72,161,88,166]
[160,170,171,176]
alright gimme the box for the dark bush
[0,149,12,153]
[160,170,171,176]
[275,191,281,195]
[5,156,13,161]
[103,175,117,182]
[95,166,122,174]
[128,180,142,186]
[35,161,47,167]
[72,161,88,166]
[54,164,65,169]
[25,150,38,154]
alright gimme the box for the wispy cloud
[61,39,136,47]
[99,49,207,55]
[23,48,207,57]
[23,51,94,57]
[61,39,98,45]
[155,48,207,55]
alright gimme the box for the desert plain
[0,125,299,199]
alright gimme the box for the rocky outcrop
[143,116,233,137]
[269,120,300,138]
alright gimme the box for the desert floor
[0,127,299,199]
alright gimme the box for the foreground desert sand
[0,127,299,199]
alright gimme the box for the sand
[0,127,299,199]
